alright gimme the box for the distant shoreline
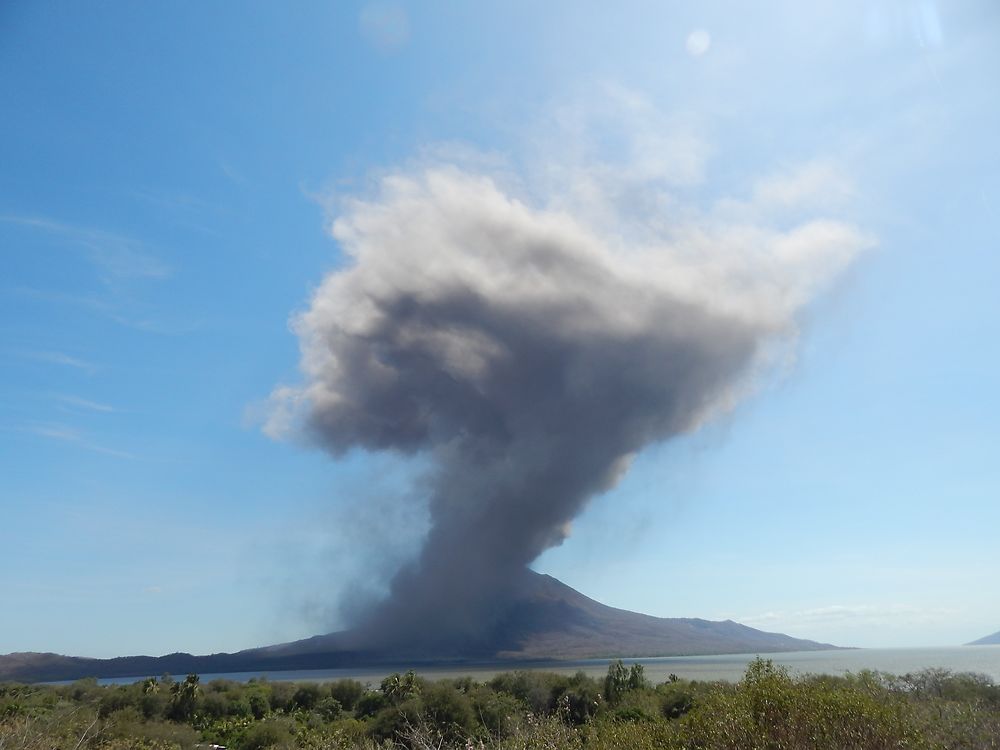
[32,645,1000,687]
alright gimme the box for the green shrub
[678,658,922,750]
[657,681,696,719]
[419,680,476,739]
[245,687,270,719]
[328,679,364,712]
[235,718,294,750]
[291,682,325,711]
[354,690,386,718]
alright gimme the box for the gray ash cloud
[268,162,867,649]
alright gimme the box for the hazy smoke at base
[269,164,867,648]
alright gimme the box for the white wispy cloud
[22,350,99,373]
[129,188,216,214]
[5,223,196,333]
[54,394,115,412]
[751,160,856,211]
[103,311,204,336]
[28,424,83,441]
[24,423,133,459]
[127,188,228,238]
[0,215,170,282]
[7,287,201,336]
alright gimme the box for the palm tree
[168,674,201,720]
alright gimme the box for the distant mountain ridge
[968,630,1000,646]
[0,572,837,682]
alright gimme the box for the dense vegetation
[2,659,999,749]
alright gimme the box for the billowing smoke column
[270,165,866,650]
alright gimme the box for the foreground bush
[676,659,919,750]
[2,659,999,749]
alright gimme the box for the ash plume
[269,155,867,650]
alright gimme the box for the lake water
[90,645,1000,686]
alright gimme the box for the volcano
[968,630,1000,646]
[0,572,836,682]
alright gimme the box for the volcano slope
[262,570,834,661]
[1,571,836,682]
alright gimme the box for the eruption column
[270,167,866,649]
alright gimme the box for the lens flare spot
[686,29,711,57]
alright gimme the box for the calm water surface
[89,646,1000,686]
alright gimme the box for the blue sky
[2,1,998,658]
